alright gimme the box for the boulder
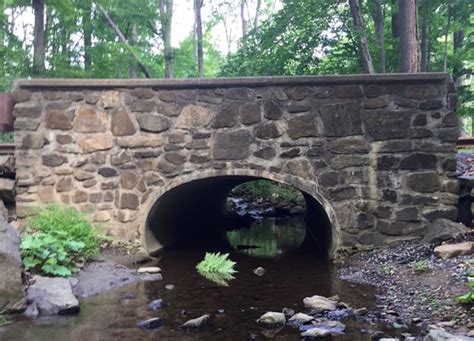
[256,311,286,327]
[287,312,314,328]
[423,219,469,243]
[137,317,164,330]
[423,328,472,341]
[300,327,331,339]
[434,242,474,258]
[303,295,337,313]
[178,314,211,331]
[27,276,79,315]
[0,219,26,312]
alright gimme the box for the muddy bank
[339,238,473,336]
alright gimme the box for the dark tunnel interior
[144,176,333,258]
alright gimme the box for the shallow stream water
[0,201,401,340]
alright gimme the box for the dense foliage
[20,204,103,277]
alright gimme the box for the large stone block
[213,130,251,160]
[319,102,362,137]
[0,219,26,312]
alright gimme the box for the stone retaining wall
[12,74,458,256]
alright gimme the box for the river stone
[423,329,471,341]
[256,312,286,327]
[303,295,337,313]
[287,313,314,328]
[300,327,330,338]
[178,314,211,331]
[0,219,26,312]
[434,242,474,259]
[27,276,79,315]
[423,219,469,243]
[137,317,164,330]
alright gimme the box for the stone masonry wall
[13,74,458,254]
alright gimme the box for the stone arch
[139,169,341,259]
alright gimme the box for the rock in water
[137,317,164,330]
[0,219,26,312]
[423,328,472,341]
[27,276,79,315]
[148,298,166,311]
[301,327,331,339]
[256,312,286,327]
[287,312,314,328]
[303,295,337,313]
[178,314,211,331]
[137,267,161,274]
[253,267,266,276]
[423,219,469,243]
[434,242,474,258]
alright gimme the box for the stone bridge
[13,74,458,258]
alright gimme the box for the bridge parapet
[13,73,458,256]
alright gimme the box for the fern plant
[196,252,237,286]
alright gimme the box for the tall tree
[194,0,204,77]
[159,0,173,78]
[370,0,385,72]
[32,0,46,74]
[399,0,419,72]
[348,0,375,74]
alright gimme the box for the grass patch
[20,204,104,277]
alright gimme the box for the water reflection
[226,217,306,257]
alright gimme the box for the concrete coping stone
[14,73,450,91]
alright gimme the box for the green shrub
[20,204,103,277]
[412,260,429,272]
[196,252,237,286]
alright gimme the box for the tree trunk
[399,0,419,72]
[96,2,152,78]
[159,0,173,78]
[83,1,92,72]
[240,0,247,40]
[194,0,204,77]
[443,3,452,72]
[32,0,45,74]
[129,23,138,78]
[254,0,262,32]
[349,0,375,74]
[371,0,385,73]
[419,0,428,72]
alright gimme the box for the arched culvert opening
[144,175,335,259]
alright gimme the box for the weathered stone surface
[175,105,213,130]
[363,110,411,140]
[78,134,113,153]
[288,113,319,139]
[111,109,137,136]
[264,100,283,120]
[45,110,72,130]
[137,113,170,133]
[320,103,362,137]
[256,312,286,327]
[406,171,440,193]
[73,106,107,132]
[255,122,282,140]
[27,276,79,315]
[213,130,251,160]
[0,220,26,312]
[329,137,369,154]
[212,105,238,128]
[400,153,438,170]
[240,102,261,125]
[434,242,474,259]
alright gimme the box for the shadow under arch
[139,169,341,259]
